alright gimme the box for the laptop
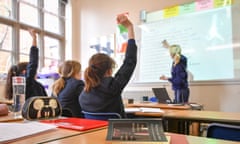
[152,88,184,105]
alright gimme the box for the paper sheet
[0,122,57,143]
[125,107,164,113]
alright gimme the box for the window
[19,0,39,27]
[0,0,66,76]
[0,24,12,73]
[43,36,60,73]
[0,0,12,18]
[19,29,35,62]
[44,0,62,34]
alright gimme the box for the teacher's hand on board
[160,75,168,80]
[162,40,170,49]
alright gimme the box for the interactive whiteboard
[137,2,240,83]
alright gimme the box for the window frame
[0,0,66,74]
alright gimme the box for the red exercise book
[40,118,108,131]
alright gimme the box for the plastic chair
[206,123,240,141]
[82,111,122,121]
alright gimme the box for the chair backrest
[82,111,121,121]
[206,123,240,142]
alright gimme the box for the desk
[1,121,106,144]
[8,126,107,144]
[0,99,13,105]
[163,110,240,135]
[42,128,240,144]
[0,114,107,144]
[0,112,23,122]
[127,103,191,110]
[127,103,240,125]
[126,103,240,135]
[163,110,240,124]
[126,103,195,135]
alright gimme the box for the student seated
[5,29,47,100]
[52,60,84,117]
[79,13,137,118]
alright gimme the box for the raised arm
[26,29,39,79]
[29,29,37,47]
[117,13,134,39]
[113,14,137,90]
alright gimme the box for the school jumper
[25,46,47,100]
[57,78,85,117]
[79,39,137,118]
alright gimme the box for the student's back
[52,60,84,117]
[79,13,137,118]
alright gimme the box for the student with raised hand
[160,40,189,104]
[79,13,137,118]
[5,29,47,100]
[52,60,84,117]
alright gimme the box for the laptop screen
[152,88,172,104]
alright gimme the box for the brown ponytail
[84,53,115,92]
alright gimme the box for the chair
[82,111,121,121]
[206,123,240,142]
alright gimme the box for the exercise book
[40,117,108,131]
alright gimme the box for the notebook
[40,117,108,131]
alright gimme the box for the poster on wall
[87,24,129,75]
[89,34,115,57]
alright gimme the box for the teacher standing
[160,40,189,104]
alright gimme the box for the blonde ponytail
[169,45,181,66]
[52,78,65,96]
[52,60,81,96]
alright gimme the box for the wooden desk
[0,112,23,122]
[127,103,191,110]
[163,110,240,124]
[0,114,107,144]
[126,103,196,135]
[4,124,107,144]
[163,110,240,135]
[42,128,240,144]
[126,103,240,136]
[127,103,240,125]
[0,99,13,105]
[133,111,164,117]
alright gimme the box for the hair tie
[61,76,67,81]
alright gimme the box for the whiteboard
[136,4,240,83]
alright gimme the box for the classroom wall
[69,0,240,113]
[1,0,239,113]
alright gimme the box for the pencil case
[22,96,62,120]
